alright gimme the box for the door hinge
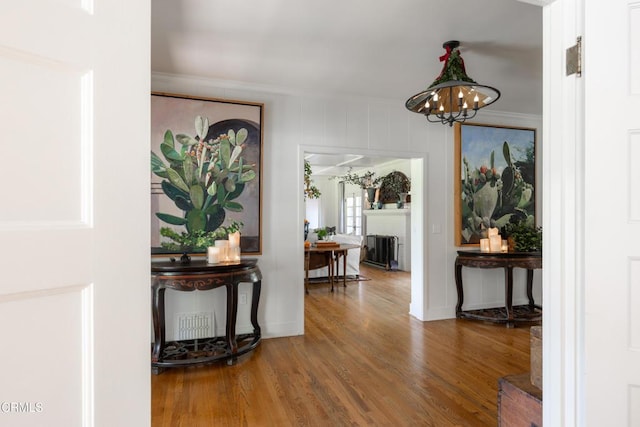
[566,36,582,77]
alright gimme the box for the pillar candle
[480,238,490,252]
[488,227,499,237]
[215,240,229,261]
[229,246,241,262]
[501,240,509,253]
[207,246,220,264]
[229,231,240,248]
[489,234,502,252]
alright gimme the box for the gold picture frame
[454,122,536,246]
[150,92,263,255]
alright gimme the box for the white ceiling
[304,153,401,177]
[151,0,543,173]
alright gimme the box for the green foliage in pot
[314,227,328,240]
[159,221,243,252]
[503,220,542,252]
[334,168,383,189]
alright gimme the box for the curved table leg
[251,280,262,337]
[151,284,166,374]
[526,269,538,308]
[455,259,464,317]
[151,285,165,362]
[226,282,239,355]
[504,267,515,328]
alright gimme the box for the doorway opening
[303,150,423,314]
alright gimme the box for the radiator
[364,235,397,270]
[175,312,214,340]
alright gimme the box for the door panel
[0,1,150,426]
[0,52,88,225]
[0,287,89,425]
[584,0,640,424]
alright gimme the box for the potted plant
[334,168,383,209]
[503,220,542,252]
[158,220,243,252]
[336,169,381,188]
[314,227,328,241]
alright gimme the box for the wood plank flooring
[152,264,535,426]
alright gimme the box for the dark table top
[151,258,258,274]
[456,250,541,259]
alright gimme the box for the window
[344,190,362,235]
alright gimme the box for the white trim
[517,0,555,6]
[152,71,406,104]
[362,209,411,216]
[478,109,543,122]
[542,0,584,425]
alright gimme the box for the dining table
[304,243,360,292]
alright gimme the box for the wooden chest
[498,373,542,427]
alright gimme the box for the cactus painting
[455,124,536,246]
[151,94,263,254]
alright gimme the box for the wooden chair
[304,251,334,293]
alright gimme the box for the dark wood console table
[151,258,261,374]
[455,250,542,328]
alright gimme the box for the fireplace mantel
[362,208,411,216]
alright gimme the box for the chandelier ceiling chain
[405,40,500,126]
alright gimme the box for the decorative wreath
[379,171,411,203]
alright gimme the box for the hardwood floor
[152,264,535,426]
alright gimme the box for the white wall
[305,176,339,230]
[151,71,542,338]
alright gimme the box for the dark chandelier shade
[405,40,500,126]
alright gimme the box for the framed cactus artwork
[150,92,263,255]
[454,123,536,246]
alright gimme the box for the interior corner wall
[151,72,542,337]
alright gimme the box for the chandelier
[405,40,500,126]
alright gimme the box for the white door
[583,0,640,424]
[0,2,150,426]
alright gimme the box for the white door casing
[541,0,585,424]
[0,2,150,427]
[583,0,640,425]
[545,0,640,424]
